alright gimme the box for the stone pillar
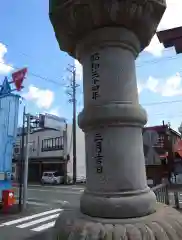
[77,27,156,218]
[50,1,182,239]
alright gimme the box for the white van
[41,171,64,185]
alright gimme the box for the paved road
[0,184,84,239]
[1,184,182,239]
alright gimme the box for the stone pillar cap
[49,0,166,58]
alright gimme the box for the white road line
[28,185,85,190]
[17,213,60,228]
[56,191,81,195]
[26,201,49,206]
[71,188,84,190]
[29,189,52,192]
[15,199,49,207]
[53,200,69,205]
[31,221,55,232]
[28,188,84,193]
[0,208,62,226]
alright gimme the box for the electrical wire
[1,57,182,108]
[1,46,179,73]
[136,55,180,68]
[142,99,182,106]
[0,43,182,109]
[0,61,64,86]
[0,39,181,86]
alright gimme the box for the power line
[142,99,182,106]
[0,40,69,62]
[146,111,182,118]
[0,60,64,86]
[136,55,179,68]
[0,42,182,106]
[0,55,181,91]
[1,59,182,108]
[1,40,181,76]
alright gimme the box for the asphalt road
[0,184,181,239]
[0,184,84,240]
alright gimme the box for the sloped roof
[157,26,182,53]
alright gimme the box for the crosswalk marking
[31,221,55,232]
[17,213,60,228]
[0,208,62,226]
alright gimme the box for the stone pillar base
[53,204,182,239]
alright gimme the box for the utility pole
[66,65,80,184]
[63,123,68,184]
[22,113,30,210]
[167,122,173,184]
[72,69,77,184]
[18,106,26,211]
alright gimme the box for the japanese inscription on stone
[91,53,100,100]
[94,133,103,173]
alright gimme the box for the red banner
[12,68,27,91]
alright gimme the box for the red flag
[12,68,27,91]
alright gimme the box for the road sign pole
[19,106,26,211]
[22,114,30,210]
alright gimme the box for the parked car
[76,176,86,184]
[41,171,64,185]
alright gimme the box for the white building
[13,123,85,182]
[66,124,86,179]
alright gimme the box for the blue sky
[0,0,182,131]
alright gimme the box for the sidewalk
[12,182,40,187]
[12,182,85,189]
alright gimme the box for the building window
[41,137,64,152]
[13,143,21,156]
[14,147,20,154]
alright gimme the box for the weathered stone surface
[53,204,182,240]
[75,27,156,219]
[49,0,166,57]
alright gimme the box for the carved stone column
[77,27,156,219]
[50,1,182,239]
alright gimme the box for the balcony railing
[152,183,169,205]
[41,145,63,152]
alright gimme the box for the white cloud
[74,59,83,82]
[159,0,182,31]
[144,0,182,57]
[0,43,13,75]
[48,107,60,116]
[144,35,164,57]
[137,82,144,94]
[140,73,182,97]
[22,85,54,109]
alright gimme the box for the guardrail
[152,183,169,205]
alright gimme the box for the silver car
[41,171,64,185]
